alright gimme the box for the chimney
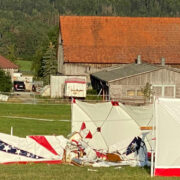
[137,55,141,64]
[161,57,165,66]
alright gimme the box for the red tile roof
[0,55,18,69]
[60,16,180,64]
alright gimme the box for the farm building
[0,55,18,78]
[58,16,180,80]
[90,58,180,103]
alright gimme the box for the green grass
[0,103,176,179]
[0,103,71,137]
[0,103,71,120]
[0,164,153,180]
[15,60,33,74]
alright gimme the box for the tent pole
[71,97,73,133]
[151,96,156,177]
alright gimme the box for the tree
[0,69,12,92]
[31,26,58,79]
[31,47,44,79]
[141,82,153,104]
[7,44,16,62]
[42,42,57,85]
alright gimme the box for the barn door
[164,86,175,98]
[152,85,176,98]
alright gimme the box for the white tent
[71,99,143,152]
[124,105,153,128]
[154,98,180,176]
[122,105,153,151]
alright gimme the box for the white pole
[151,96,156,177]
[10,126,13,136]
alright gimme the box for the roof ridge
[60,16,180,19]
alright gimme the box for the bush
[87,89,98,95]
[0,69,12,92]
[86,89,103,101]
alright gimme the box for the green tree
[42,42,57,85]
[2,0,180,64]
[7,44,16,62]
[31,47,44,78]
[0,69,12,92]
[31,25,58,79]
[141,82,153,104]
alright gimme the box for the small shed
[90,61,180,103]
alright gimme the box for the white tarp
[71,100,141,152]
[155,98,180,176]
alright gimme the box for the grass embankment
[0,103,172,180]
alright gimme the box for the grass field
[15,60,33,74]
[0,103,175,179]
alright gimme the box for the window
[127,90,135,96]
[137,90,144,96]
[164,86,175,97]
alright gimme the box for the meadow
[0,103,175,180]
[15,60,33,74]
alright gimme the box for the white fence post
[11,126,13,136]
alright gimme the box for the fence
[0,92,151,105]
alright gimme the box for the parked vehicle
[13,81,26,91]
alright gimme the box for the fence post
[11,126,13,136]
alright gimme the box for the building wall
[109,69,180,100]
[3,68,18,80]
[63,63,117,74]
[61,63,125,82]
[57,32,64,74]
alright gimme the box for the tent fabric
[0,133,67,164]
[124,105,153,127]
[155,98,180,177]
[71,100,141,152]
[123,105,153,151]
